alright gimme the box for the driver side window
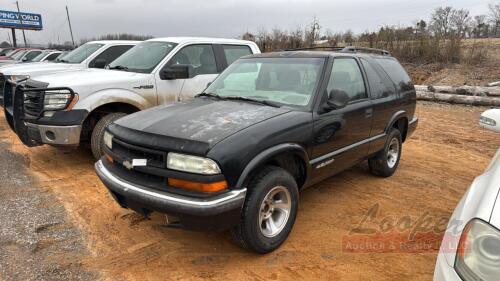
[168,44,217,77]
[326,58,367,102]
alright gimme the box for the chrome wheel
[258,186,292,238]
[387,138,400,168]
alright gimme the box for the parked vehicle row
[0,40,422,253]
[2,37,259,159]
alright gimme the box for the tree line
[242,2,500,65]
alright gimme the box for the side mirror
[161,64,191,80]
[21,57,29,62]
[322,89,349,112]
[93,58,107,69]
[480,109,500,133]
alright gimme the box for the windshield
[31,51,50,62]
[204,57,325,108]
[60,43,104,63]
[108,41,177,73]
[10,50,27,60]
[0,49,12,56]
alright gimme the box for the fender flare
[235,143,311,188]
[385,110,408,134]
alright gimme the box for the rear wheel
[231,166,299,253]
[91,112,127,160]
[368,128,402,177]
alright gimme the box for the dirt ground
[0,101,499,281]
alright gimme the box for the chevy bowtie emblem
[123,160,133,170]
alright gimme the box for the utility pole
[7,31,12,46]
[15,1,27,47]
[11,28,16,47]
[65,5,75,47]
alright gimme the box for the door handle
[365,108,373,118]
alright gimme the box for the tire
[368,128,402,177]
[91,112,127,160]
[231,166,299,253]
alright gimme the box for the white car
[4,37,260,159]
[434,108,500,281]
[0,40,138,105]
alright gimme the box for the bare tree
[450,9,470,37]
[489,2,500,36]
[472,15,489,37]
[431,6,453,36]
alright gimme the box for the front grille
[112,138,166,169]
[23,86,44,118]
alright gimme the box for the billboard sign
[0,10,42,30]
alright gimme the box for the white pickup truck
[0,40,138,106]
[6,37,260,159]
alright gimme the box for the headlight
[9,74,29,82]
[167,152,221,175]
[455,219,500,281]
[480,116,497,127]
[43,91,78,110]
[103,131,113,149]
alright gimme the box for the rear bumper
[95,160,246,230]
[408,116,418,138]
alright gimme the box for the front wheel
[91,112,127,160]
[368,128,402,177]
[231,166,299,253]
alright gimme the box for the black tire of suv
[368,128,402,177]
[231,166,299,253]
[91,112,127,160]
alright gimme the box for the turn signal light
[105,153,113,163]
[168,178,227,193]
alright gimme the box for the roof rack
[282,45,391,56]
[341,46,391,56]
[282,46,344,51]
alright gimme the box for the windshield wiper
[57,59,69,63]
[195,92,221,99]
[109,65,129,71]
[222,96,281,108]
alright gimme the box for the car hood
[0,62,82,76]
[111,98,291,154]
[31,68,148,89]
[442,148,500,266]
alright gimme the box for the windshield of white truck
[108,41,177,73]
[58,43,104,64]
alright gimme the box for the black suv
[95,47,418,253]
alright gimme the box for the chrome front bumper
[26,123,82,145]
[95,160,247,219]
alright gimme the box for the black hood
[111,98,291,154]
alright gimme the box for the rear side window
[222,45,252,65]
[374,58,412,91]
[360,58,396,99]
[89,45,134,67]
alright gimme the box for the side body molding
[235,143,311,188]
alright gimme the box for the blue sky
[0,0,493,45]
